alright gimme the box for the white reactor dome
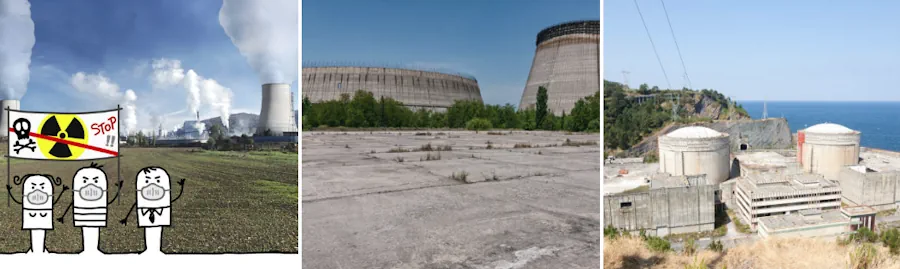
[665,126,725,139]
[799,122,861,179]
[658,126,731,185]
[804,123,855,134]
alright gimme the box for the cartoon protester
[120,166,185,254]
[55,162,123,254]
[6,174,68,254]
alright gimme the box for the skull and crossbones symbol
[12,118,35,154]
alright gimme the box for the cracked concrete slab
[302,131,601,268]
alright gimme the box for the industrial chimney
[257,83,296,135]
[1,100,21,138]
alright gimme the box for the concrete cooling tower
[519,20,600,115]
[257,83,298,135]
[0,100,20,138]
[658,126,732,185]
[302,66,482,112]
[798,123,861,180]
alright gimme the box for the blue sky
[302,0,600,106]
[605,1,900,101]
[22,0,298,133]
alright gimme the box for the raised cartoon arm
[53,185,69,205]
[171,179,186,203]
[57,202,73,223]
[120,201,137,225]
[108,180,123,205]
[6,185,20,205]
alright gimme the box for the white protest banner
[7,108,120,160]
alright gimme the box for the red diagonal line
[9,128,118,157]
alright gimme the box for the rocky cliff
[624,118,793,157]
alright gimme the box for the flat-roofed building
[757,209,851,239]
[842,206,877,232]
[735,172,842,231]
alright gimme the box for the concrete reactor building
[518,20,600,115]
[256,83,299,136]
[797,123,861,180]
[0,99,20,138]
[658,126,732,184]
[301,66,483,112]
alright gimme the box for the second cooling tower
[519,20,600,115]
[257,83,297,135]
[0,100,20,138]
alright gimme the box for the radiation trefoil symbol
[37,114,88,160]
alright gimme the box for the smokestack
[1,100,20,138]
[257,83,295,136]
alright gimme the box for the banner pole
[117,105,121,205]
[6,106,9,207]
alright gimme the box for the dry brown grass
[605,236,900,269]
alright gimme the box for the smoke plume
[219,0,298,84]
[69,72,138,134]
[0,0,36,100]
[150,58,233,128]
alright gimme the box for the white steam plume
[70,72,138,134]
[219,0,298,84]
[0,0,36,100]
[150,59,233,128]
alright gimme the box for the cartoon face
[73,167,107,204]
[22,175,54,210]
[136,167,171,208]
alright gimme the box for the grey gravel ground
[302,130,601,269]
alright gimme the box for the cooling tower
[257,83,297,135]
[799,123,861,180]
[519,20,600,115]
[1,100,20,138]
[301,66,482,112]
[658,126,731,185]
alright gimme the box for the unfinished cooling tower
[798,123,861,180]
[0,100,20,138]
[257,83,297,135]
[518,20,600,115]
[658,126,731,185]
[301,66,482,112]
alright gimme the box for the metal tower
[763,100,768,119]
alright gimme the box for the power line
[633,0,672,90]
[659,0,692,90]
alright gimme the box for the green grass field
[0,147,298,254]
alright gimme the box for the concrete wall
[519,34,600,115]
[626,118,793,158]
[839,169,900,210]
[301,67,482,110]
[603,185,716,237]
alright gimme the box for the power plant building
[257,83,299,136]
[734,172,842,231]
[301,66,483,112]
[519,20,600,115]
[797,123,861,180]
[658,126,731,185]
[603,174,716,237]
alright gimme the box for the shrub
[645,236,671,252]
[850,243,878,269]
[851,227,879,243]
[707,240,724,252]
[684,238,697,256]
[882,228,900,254]
[465,118,493,131]
[604,225,620,239]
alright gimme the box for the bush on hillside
[465,118,492,131]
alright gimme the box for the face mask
[77,184,105,201]
[27,190,49,205]
[140,183,168,201]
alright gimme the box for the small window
[740,144,748,151]
[338,82,342,89]
[620,202,632,208]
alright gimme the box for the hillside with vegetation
[604,80,750,153]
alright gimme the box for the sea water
[740,101,900,151]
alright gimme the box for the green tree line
[302,86,600,132]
